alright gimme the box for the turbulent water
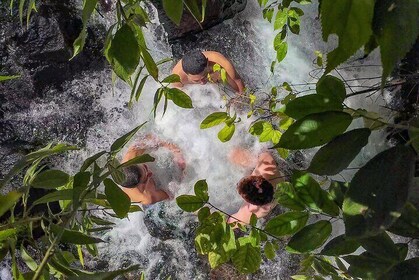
[1,1,402,279]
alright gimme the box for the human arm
[204,51,245,93]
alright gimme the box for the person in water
[120,134,186,205]
[171,50,245,93]
[228,150,284,225]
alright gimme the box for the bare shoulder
[203,51,229,63]
[172,59,188,84]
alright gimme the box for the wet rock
[0,0,109,175]
[151,0,247,42]
[143,202,198,241]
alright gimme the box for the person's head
[236,176,274,205]
[121,164,154,190]
[181,50,209,84]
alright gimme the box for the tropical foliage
[1,0,419,279]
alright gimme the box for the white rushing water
[1,0,397,279]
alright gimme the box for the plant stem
[0,217,42,231]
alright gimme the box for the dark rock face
[151,0,247,42]
[0,1,108,177]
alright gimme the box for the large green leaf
[344,253,394,279]
[0,191,23,217]
[194,179,209,202]
[31,170,70,189]
[166,88,193,108]
[51,225,104,245]
[106,23,140,83]
[373,0,419,85]
[231,237,261,274]
[316,75,346,103]
[103,178,131,218]
[359,232,400,262]
[286,220,332,253]
[176,195,206,212]
[139,45,158,80]
[72,0,98,58]
[264,211,308,237]
[293,172,340,216]
[200,112,228,129]
[110,122,146,155]
[381,257,419,280]
[218,124,235,143]
[388,202,419,238]
[118,154,155,168]
[80,151,107,172]
[162,0,183,25]
[283,94,343,120]
[321,0,375,73]
[273,111,352,149]
[33,189,73,205]
[308,128,371,175]
[275,182,306,211]
[343,146,415,238]
[320,234,360,256]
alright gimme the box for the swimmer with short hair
[171,50,245,93]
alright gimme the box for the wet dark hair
[181,50,208,74]
[121,166,142,188]
[237,176,274,205]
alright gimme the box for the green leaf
[263,8,274,22]
[286,220,332,253]
[283,94,343,120]
[265,211,308,237]
[274,8,288,30]
[104,178,131,218]
[293,172,340,216]
[135,75,149,102]
[308,128,371,175]
[273,111,352,149]
[276,41,288,63]
[80,151,106,172]
[343,146,416,238]
[218,124,235,143]
[163,0,183,25]
[21,245,37,271]
[0,75,20,82]
[162,74,181,84]
[328,181,348,208]
[68,264,141,280]
[139,45,158,80]
[232,237,261,274]
[321,0,375,73]
[275,182,306,211]
[72,0,98,58]
[320,234,360,256]
[0,191,23,217]
[51,225,104,245]
[208,250,229,269]
[249,121,281,143]
[194,179,209,202]
[343,253,393,279]
[166,88,193,108]
[106,24,140,83]
[388,202,419,238]
[359,232,400,262]
[200,112,228,129]
[108,159,125,185]
[118,154,155,168]
[33,189,73,205]
[316,75,346,103]
[110,122,146,155]
[176,195,206,212]
[383,257,419,280]
[373,0,419,85]
[264,241,276,260]
[0,229,16,242]
[31,170,70,189]
[198,206,211,222]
